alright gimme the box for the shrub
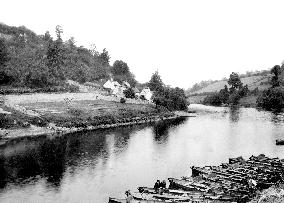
[152,87,188,111]
[120,97,126,103]
[203,93,222,106]
[123,87,135,98]
[257,87,284,111]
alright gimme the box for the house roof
[103,80,121,89]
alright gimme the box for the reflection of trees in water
[0,137,68,190]
[229,106,241,122]
[38,137,67,188]
[153,117,187,142]
[0,124,143,191]
[0,156,7,188]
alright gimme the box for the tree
[55,25,63,42]
[228,72,243,93]
[148,71,164,92]
[257,87,284,111]
[112,60,129,75]
[46,40,65,83]
[219,85,230,104]
[0,38,11,84]
[99,48,110,67]
[271,65,281,87]
[0,38,9,68]
[43,31,52,42]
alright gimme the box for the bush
[123,87,135,98]
[203,94,222,106]
[257,87,284,111]
[228,91,242,105]
[152,87,188,111]
[120,97,126,103]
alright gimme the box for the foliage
[228,91,242,105]
[0,38,11,85]
[203,93,222,106]
[120,97,126,103]
[257,87,284,111]
[98,48,110,67]
[202,72,248,106]
[228,72,243,93]
[219,85,230,104]
[148,71,164,92]
[0,38,9,68]
[0,23,134,90]
[149,71,188,111]
[123,87,135,98]
[238,84,249,97]
[270,65,281,87]
[112,60,129,75]
[111,60,137,86]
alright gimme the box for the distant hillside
[187,71,271,96]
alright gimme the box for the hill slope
[188,74,271,95]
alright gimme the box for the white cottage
[140,87,153,101]
[103,79,122,95]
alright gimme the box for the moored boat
[276,139,284,145]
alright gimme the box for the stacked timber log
[109,154,284,203]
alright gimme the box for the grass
[20,100,173,128]
[0,104,46,129]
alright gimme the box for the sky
[1,0,284,89]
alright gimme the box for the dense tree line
[257,64,284,111]
[148,71,188,111]
[0,23,136,90]
[203,72,249,106]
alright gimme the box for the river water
[1,105,284,202]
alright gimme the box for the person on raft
[160,180,166,188]
[154,180,161,192]
[125,190,133,203]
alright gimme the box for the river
[1,105,284,202]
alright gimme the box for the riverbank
[187,94,258,108]
[0,93,190,146]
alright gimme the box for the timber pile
[109,154,284,203]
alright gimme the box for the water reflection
[0,137,68,190]
[229,106,240,122]
[0,124,148,193]
[1,108,284,202]
[152,117,187,142]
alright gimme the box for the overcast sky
[1,0,284,89]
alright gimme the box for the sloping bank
[0,98,191,146]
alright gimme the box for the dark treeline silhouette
[0,23,136,91]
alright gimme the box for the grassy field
[189,75,271,95]
[0,98,172,130]
[0,97,174,141]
